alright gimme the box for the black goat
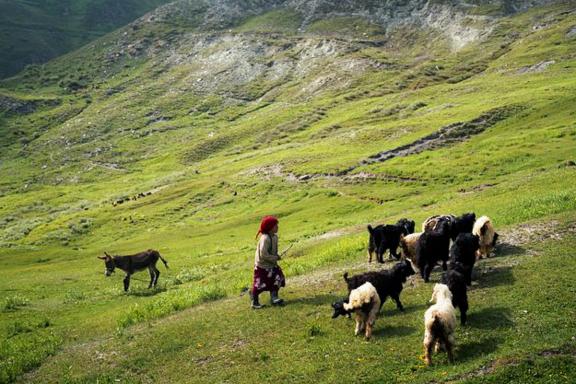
[449,233,480,285]
[98,249,168,291]
[442,262,469,325]
[451,213,476,240]
[415,221,451,282]
[396,218,416,236]
[343,260,415,312]
[368,218,415,263]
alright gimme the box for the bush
[2,295,29,312]
[168,267,206,286]
[64,290,87,304]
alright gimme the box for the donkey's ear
[104,251,111,257]
[97,256,106,260]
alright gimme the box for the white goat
[344,282,381,340]
[423,283,456,365]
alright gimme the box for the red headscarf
[256,216,278,238]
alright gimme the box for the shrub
[2,295,29,311]
[64,290,87,304]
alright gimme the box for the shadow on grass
[468,306,514,329]
[476,265,516,287]
[495,242,526,257]
[381,302,427,316]
[126,287,167,297]
[457,336,502,362]
[372,324,417,338]
[287,293,339,306]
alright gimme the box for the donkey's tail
[158,253,169,269]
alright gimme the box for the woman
[250,215,285,309]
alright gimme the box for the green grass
[235,9,303,33]
[0,2,575,382]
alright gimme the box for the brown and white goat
[472,216,499,259]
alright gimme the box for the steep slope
[0,0,175,78]
[0,0,575,382]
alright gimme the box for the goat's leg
[460,300,469,325]
[354,312,363,336]
[423,333,434,366]
[390,246,400,260]
[391,292,404,311]
[365,320,373,340]
[424,263,435,283]
[460,307,467,326]
[377,243,386,263]
[368,239,375,263]
[435,341,444,353]
[446,336,455,363]
[419,262,427,280]
[123,274,131,292]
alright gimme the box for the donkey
[98,249,168,291]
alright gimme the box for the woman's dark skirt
[252,265,285,295]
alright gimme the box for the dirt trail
[246,105,523,183]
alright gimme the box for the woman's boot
[270,291,284,306]
[250,291,263,309]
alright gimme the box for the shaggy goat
[451,213,476,240]
[400,232,423,266]
[422,214,455,233]
[415,221,451,282]
[332,282,381,340]
[343,259,415,312]
[423,213,476,240]
[442,262,469,325]
[423,283,457,365]
[472,216,499,259]
[449,233,480,285]
[396,218,416,236]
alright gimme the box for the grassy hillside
[0,2,575,383]
[0,0,174,78]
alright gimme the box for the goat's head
[492,232,499,247]
[401,259,416,276]
[97,252,115,276]
[331,299,350,319]
[429,283,452,304]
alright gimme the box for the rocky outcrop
[0,95,60,115]
[133,0,560,50]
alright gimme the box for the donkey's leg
[148,267,155,288]
[123,274,131,292]
[153,266,160,287]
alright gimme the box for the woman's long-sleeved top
[254,233,279,269]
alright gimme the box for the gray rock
[517,60,556,74]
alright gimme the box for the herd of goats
[331,213,498,365]
[97,212,498,366]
